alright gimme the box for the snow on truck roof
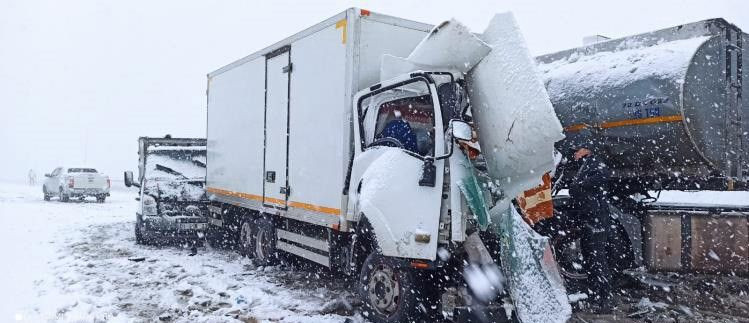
[537,36,711,99]
[147,146,206,152]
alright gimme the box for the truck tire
[59,188,69,202]
[252,217,278,266]
[358,252,432,323]
[96,195,106,203]
[239,219,255,258]
[43,187,50,201]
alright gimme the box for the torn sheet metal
[467,12,565,203]
[493,204,571,323]
[380,19,490,82]
[453,152,491,230]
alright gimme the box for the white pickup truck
[43,167,110,203]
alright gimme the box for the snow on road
[0,182,355,322]
[3,180,748,322]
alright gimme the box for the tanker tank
[537,18,747,191]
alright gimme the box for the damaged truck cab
[124,137,209,245]
[204,8,565,323]
[348,72,476,261]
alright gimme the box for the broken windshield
[144,148,206,181]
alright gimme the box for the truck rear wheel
[239,219,255,258]
[358,252,432,323]
[252,217,278,266]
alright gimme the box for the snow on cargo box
[206,8,432,226]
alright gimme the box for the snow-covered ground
[2,180,747,322]
[0,182,354,323]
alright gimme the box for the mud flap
[493,204,571,323]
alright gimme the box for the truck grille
[159,202,207,217]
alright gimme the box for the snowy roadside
[2,180,748,322]
[0,182,354,323]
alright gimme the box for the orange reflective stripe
[206,187,341,216]
[600,114,683,129]
[564,124,589,132]
[564,114,683,132]
[206,187,262,201]
[288,201,341,216]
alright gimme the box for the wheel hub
[367,264,400,315]
[255,228,270,260]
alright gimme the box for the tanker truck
[205,8,570,323]
[535,18,748,288]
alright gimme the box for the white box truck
[206,8,514,322]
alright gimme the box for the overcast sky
[1,0,747,182]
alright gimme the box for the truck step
[276,229,329,252]
[277,241,330,267]
[276,229,331,267]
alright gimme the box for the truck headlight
[142,195,157,216]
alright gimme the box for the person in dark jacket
[568,146,613,312]
[377,110,419,153]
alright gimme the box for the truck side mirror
[451,120,472,141]
[124,171,137,188]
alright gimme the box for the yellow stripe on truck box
[206,187,341,216]
[335,19,347,44]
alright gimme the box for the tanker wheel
[358,252,434,323]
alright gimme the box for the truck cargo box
[538,18,748,191]
[206,8,431,227]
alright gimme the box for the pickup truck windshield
[68,168,97,173]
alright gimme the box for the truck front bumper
[141,216,208,241]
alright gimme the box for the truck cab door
[263,47,291,209]
[349,75,446,260]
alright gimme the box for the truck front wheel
[358,253,432,323]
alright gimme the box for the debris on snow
[568,293,588,303]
